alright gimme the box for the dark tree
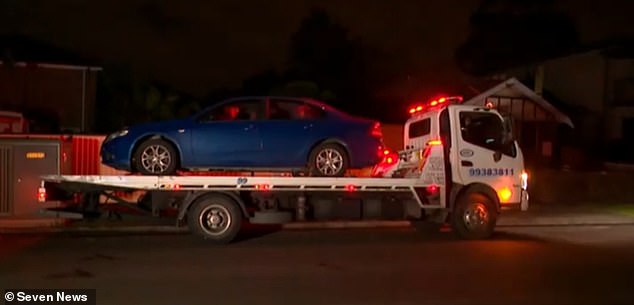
[96,64,200,132]
[135,0,190,37]
[455,0,580,75]
[241,69,283,96]
[286,8,377,114]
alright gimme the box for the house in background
[491,41,634,164]
[0,35,101,133]
[463,78,574,168]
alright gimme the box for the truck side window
[459,112,515,156]
[408,118,430,138]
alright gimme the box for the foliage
[269,80,336,101]
[95,64,200,132]
[455,0,580,75]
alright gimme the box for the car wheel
[308,143,348,177]
[133,138,178,175]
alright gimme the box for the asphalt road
[2,226,634,305]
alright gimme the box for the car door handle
[244,125,255,131]
[461,160,473,167]
[304,124,313,130]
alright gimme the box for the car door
[452,108,523,202]
[259,99,326,167]
[189,99,264,167]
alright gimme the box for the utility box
[0,137,72,216]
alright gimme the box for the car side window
[408,118,431,138]
[268,99,325,120]
[201,100,263,122]
[459,111,515,156]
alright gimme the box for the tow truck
[37,96,529,243]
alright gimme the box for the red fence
[71,135,129,175]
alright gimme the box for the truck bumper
[500,190,529,212]
[520,189,529,211]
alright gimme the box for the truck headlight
[521,170,528,190]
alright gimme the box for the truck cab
[373,96,529,212]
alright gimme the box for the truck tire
[308,143,348,177]
[133,138,178,176]
[187,195,243,244]
[450,192,497,240]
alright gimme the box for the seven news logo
[4,289,95,305]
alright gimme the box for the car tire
[450,192,497,240]
[187,194,243,244]
[308,143,348,177]
[133,138,178,176]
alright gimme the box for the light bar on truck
[409,96,463,115]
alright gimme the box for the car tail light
[370,122,382,138]
[379,148,398,165]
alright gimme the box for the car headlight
[106,129,129,142]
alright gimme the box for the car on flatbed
[101,96,385,177]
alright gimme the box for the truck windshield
[459,112,516,156]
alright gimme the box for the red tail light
[256,184,270,191]
[346,184,356,192]
[370,122,382,138]
[38,187,46,202]
[379,148,398,165]
[426,184,439,195]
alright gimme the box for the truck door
[451,108,524,203]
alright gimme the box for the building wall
[538,52,634,142]
[605,58,634,141]
[541,50,607,113]
[0,63,98,133]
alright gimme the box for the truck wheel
[133,138,178,175]
[308,143,348,177]
[451,193,497,240]
[187,195,242,244]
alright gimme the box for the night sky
[1,0,633,100]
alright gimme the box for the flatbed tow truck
[38,97,529,243]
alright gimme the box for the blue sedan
[101,96,385,177]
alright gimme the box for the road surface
[1,225,634,305]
